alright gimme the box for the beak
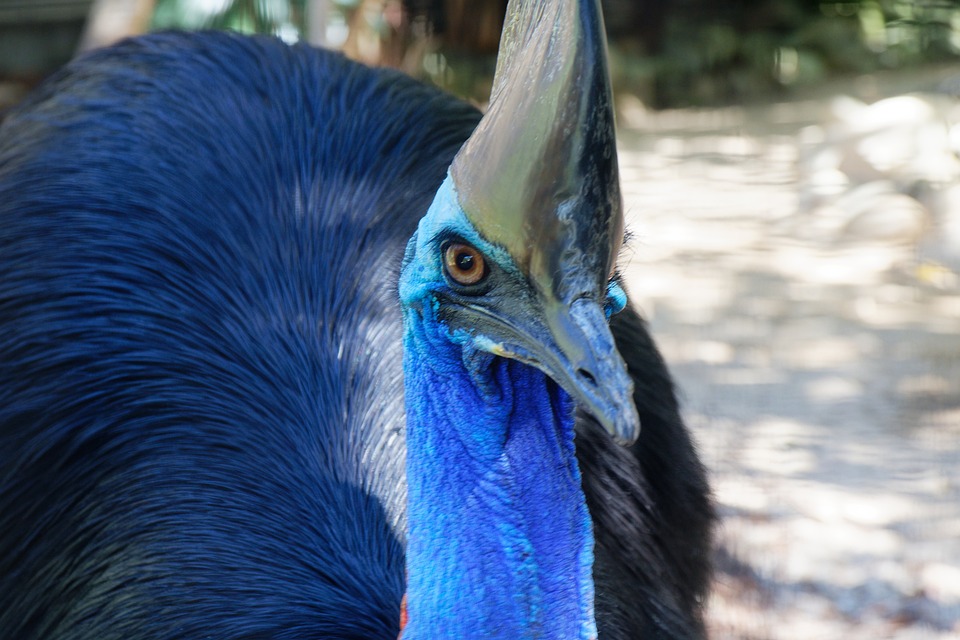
[540,297,639,445]
[459,292,640,446]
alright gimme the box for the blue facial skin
[605,278,628,318]
[399,175,625,638]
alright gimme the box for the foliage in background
[152,0,309,40]
[147,0,960,108]
[646,0,960,107]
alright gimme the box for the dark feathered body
[0,32,711,639]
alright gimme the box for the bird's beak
[453,281,639,446]
[531,296,639,446]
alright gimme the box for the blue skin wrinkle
[399,175,599,638]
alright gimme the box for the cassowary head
[400,0,639,445]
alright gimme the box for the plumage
[0,8,712,640]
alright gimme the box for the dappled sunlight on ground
[617,79,960,639]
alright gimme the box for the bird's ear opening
[605,278,628,318]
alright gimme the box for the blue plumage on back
[0,32,479,639]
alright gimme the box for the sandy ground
[616,77,960,639]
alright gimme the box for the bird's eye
[443,242,487,286]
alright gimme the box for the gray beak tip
[610,407,641,446]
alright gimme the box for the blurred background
[1,1,958,638]
[6,0,960,106]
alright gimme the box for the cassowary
[0,0,712,638]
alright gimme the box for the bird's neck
[401,310,597,639]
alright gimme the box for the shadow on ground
[617,68,960,640]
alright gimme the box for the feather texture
[0,31,712,639]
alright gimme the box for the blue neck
[401,305,597,638]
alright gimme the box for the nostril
[577,368,597,386]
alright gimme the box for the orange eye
[443,242,486,286]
